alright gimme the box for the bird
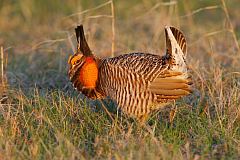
[68,25,192,123]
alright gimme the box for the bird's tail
[164,26,188,75]
[150,26,192,104]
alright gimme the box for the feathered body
[68,25,192,122]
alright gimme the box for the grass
[0,0,240,159]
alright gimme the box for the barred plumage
[68,25,192,122]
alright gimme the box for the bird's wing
[98,59,156,118]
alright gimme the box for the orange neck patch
[79,57,98,89]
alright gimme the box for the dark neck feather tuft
[75,25,92,56]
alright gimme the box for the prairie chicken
[68,25,192,122]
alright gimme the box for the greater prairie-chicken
[68,25,192,122]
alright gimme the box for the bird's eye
[74,60,80,65]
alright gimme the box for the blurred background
[0,0,239,90]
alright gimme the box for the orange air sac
[79,57,98,89]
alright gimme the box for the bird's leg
[98,100,124,131]
[99,100,115,122]
[169,101,177,123]
[142,123,159,143]
[138,114,149,125]
[138,115,155,136]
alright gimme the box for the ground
[0,0,240,159]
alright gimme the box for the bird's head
[68,25,99,97]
